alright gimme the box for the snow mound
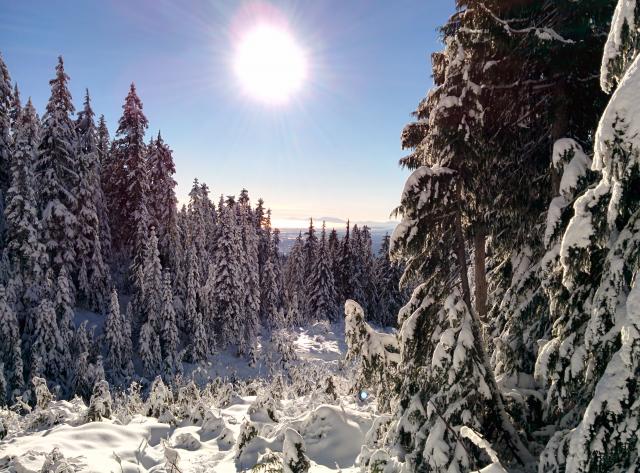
[291,404,372,468]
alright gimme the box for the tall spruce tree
[371,235,405,326]
[108,83,149,266]
[5,99,47,311]
[0,53,12,242]
[159,271,179,372]
[284,232,305,326]
[147,132,179,272]
[104,289,128,385]
[74,89,109,310]
[261,229,283,329]
[386,3,540,467]
[213,202,244,350]
[95,114,112,267]
[239,196,260,358]
[307,222,338,322]
[0,285,23,402]
[36,56,78,283]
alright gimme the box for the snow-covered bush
[175,380,200,421]
[249,390,280,422]
[86,380,112,421]
[282,428,310,473]
[237,419,258,454]
[163,444,181,473]
[0,414,7,440]
[251,450,283,473]
[40,447,75,473]
[358,414,394,471]
[32,376,52,410]
[146,376,175,424]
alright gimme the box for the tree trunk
[474,225,487,323]
[454,211,472,311]
[453,188,533,465]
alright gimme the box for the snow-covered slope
[0,323,376,473]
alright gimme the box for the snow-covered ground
[0,322,377,473]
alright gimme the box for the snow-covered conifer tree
[4,98,47,312]
[0,53,13,238]
[74,89,109,310]
[108,83,149,264]
[371,235,405,326]
[36,56,79,282]
[537,2,640,467]
[239,198,260,357]
[307,222,338,322]
[284,232,305,326]
[29,298,62,385]
[261,230,283,329]
[0,285,23,401]
[143,227,163,332]
[336,221,353,303]
[95,114,112,266]
[159,271,179,371]
[9,82,21,133]
[54,266,75,382]
[104,289,128,384]
[213,203,244,349]
[147,132,179,271]
[189,310,208,364]
[139,321,162,379]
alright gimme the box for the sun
[234,24,307,105]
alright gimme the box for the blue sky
[0,1,452,226]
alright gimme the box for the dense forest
[0,55,406,403]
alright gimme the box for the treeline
[0,54,404,405]
[346,1,640,472]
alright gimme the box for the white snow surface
[0,323,375,473]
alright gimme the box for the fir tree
[189,310,208,364]
[372,235,405,326]
[537,2,640,467]
[284,232,305,326]
[95,114,112,266]
[0,53,12,235]
[104,289,127,384]
[9,82,21,133]
[143,227,163,333]
[159,272,178,373]
[108,83,149,262]
[74,89,109,310]
[4,98,47,309]
[212,203,243,350]
[139,319,162,379]
[29,298,62,384]
[261,229,284,329]
[147,132,179,271]
[238,198,260,358]
[36,56,78,282]
[55,266,75,382]
[0,285,23,402]
[307,222,338,322]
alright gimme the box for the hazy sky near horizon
[1,1,452,226]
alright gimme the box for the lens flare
[234,24,307,105]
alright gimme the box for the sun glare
[234,24,307,105]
